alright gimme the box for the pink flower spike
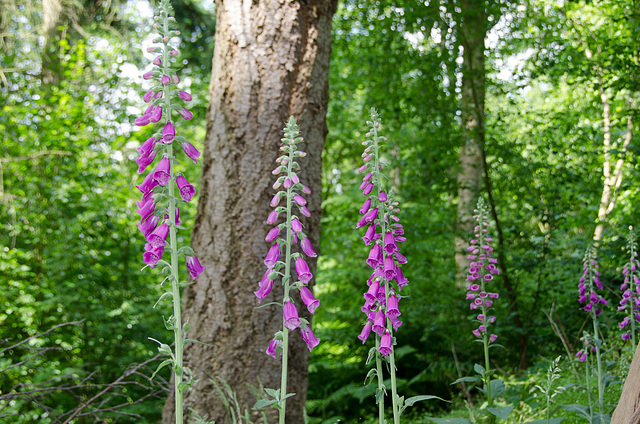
[143,246,164,268]
[379,191,387,202]
[372,310,385,336]
[363,182,374,195]
[266,338,281,358]
[291,218,303,234]
[360,198,372,215]
[146,223,169,249]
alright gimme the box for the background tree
[164,1,338,423]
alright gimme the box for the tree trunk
[162,1,337,423]
[455,0,485,280]
[42,0,63,84]
[612,343,640,424]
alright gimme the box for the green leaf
[452,376,482,385]
[150,359,173,380]
[253,399,278,410]
[364,368,378,385]
[527,418,565,424]
[474,363,486,377]
[559,404,591,420]
[177,246,195,256]
[264,388,280,399]
[487,405,514,421]
[490,379,506,398]
[404,395,447,407]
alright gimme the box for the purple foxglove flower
[270,194,281,207]
[164,206,181,225]
[366,244,382,268]
[150,105,163,123]
[622,333,631,341]
[266,210,279,225]
[137,192,153,208]
[178,108,193,121]
[146,223,169,249]
[291,218,303,234]
[153,157,171,186]
[178,91,192,101]
[162,122,175,144]
[265,226,280,242]
[179,141,201,164]
[360,198,372,215]
[356,216,368,229]
[136,150,158,173]
[387,294,400,318]
[358,322,372,344]
[299,206,311,217]
[266,338,281,358]
[176,175,196,202]
[363,207,378,223]
[283,301,301,331]
[136,198,156,222]
[384,231,398,255]
[293,194,306,206]
[162,75,171,85]
[291,174,300,184]
[363,172,372,182]
[264,243,281,268]
[364,280,380,303]
[300,286,319,314]
[301,237,317,257]
[172,75,180,84]
[154,90,163,99]
[143,90,154,103]
[358,164,367,173]
[362,224,376,246]
[254,274,274,303]
[372,310,385,336]
[134,114,151,127]
[389,315,402,331]
[295,257,312,284]
[142,71,154,80]
[378,191,387,202]
[363,182,374,195]
[383,255,395,280]
[489,334,498,342]
[300,325,320,351]
[284,178,292,188]
[153,56,162,66]
[394,251,407,264]
[302,184,311,194]
[138,215,160,237]
[143,103,155,115]
[186,255,205,280]
[138,136,157,156]
[379,330,392,356]
[143,246,164,268]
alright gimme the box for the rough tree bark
[612,342,640,424]
[162,1,338,423]
[42,0,63,84]
[455,0,485,281]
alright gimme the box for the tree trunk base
[612,343,640,424]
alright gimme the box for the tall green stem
[375,338,385,424]
[278,142,295,424]
[161,6,183,423]
[592,317,604,417]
